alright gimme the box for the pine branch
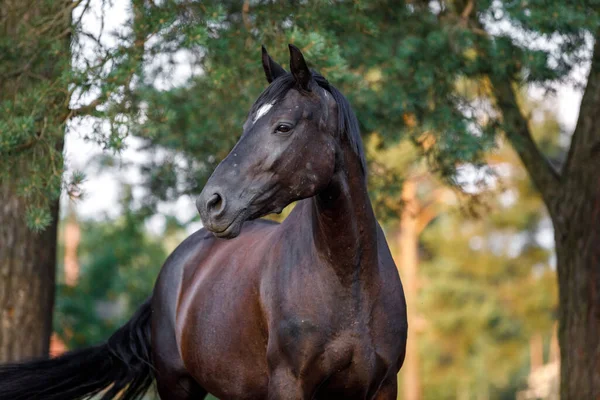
[65,97,105,120]
[466,17,561,208]
[32,0,83,37]
[461,0,474,21]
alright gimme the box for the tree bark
[0,186,59,362]
[544,34,600,399]
[553,169,600,400]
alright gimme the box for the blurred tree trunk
[0,0,70,362]
[64,209,81,287]
[549,322,559,363]
[529,333,544,373]
[398,179,421,400]
[397,176,440,400]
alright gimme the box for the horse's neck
[308,148,379,285]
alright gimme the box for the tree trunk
[490,31,600,394]
[553,172,600,399]
[0,186,59,362]
[398,180,421,400]
[64,209,81,287]
[529,332,544,374]
[549,322,559,364]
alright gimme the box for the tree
[0,0,71,362]
[394,174,439,400]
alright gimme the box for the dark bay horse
[0,45,407,400]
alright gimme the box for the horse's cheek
[317,142,336,180]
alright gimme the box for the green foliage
[4,0,599,229]
[414,131,558,398]
[370,89,562,398]
[420,212,556,398]
[365,135,418,219]
[100,0,598,221]
[0,0,73,229]
[54,189,166,347]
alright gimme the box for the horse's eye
[275,124,292,134]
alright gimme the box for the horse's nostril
[206,193,225,215]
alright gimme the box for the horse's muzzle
[196,188,246,239]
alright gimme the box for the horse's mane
[250,71,367,175]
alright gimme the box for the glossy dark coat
[151,45,407,400]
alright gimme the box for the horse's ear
[262,46,287,84]
[288,44,312,91]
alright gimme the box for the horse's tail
[0,298,154,400]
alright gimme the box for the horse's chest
[322,332,390,394]
[274,316,396,398]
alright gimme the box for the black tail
[0,299,154,400]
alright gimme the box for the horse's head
[196,45,341,238]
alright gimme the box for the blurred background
[3,0,599,399]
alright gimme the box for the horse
[0,44,407,400]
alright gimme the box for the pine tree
[0,0,71,362]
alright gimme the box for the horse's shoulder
[167,220,279,266]
[166,227,216,260]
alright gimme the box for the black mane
[250,71,367,175]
